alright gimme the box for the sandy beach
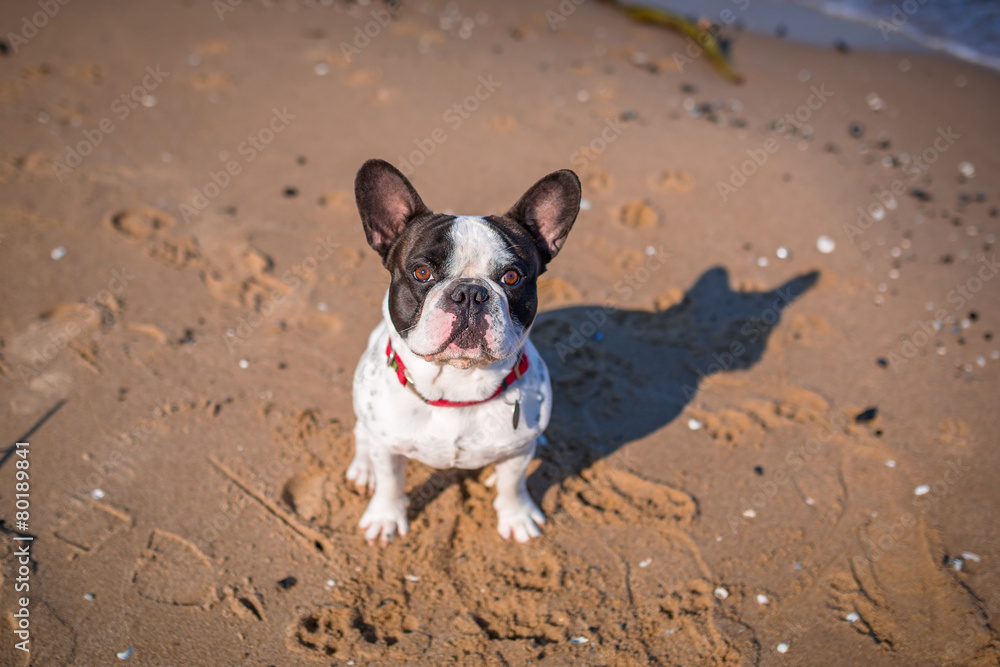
[1,0,999,664]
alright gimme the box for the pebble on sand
[914,484,931,496]
[854,407,878,423]
[958,161,976,179]
[846,612,860,623]
[714,587,729,600]
[639,558,652,568]
[816,236,836,254]
[687,418,703,430]
[756,593,769,605]
[117,647,134,660]
[239,359,249,369]
[570,636,589,644]
[776,642,789,654]
[51,246,67,260]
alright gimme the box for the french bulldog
[348,159,581,545]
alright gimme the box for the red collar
[385,339,529,407]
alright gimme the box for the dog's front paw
[359,497,409,546]
[495,494,545,543]
[346,455,375,495]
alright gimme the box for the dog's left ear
[355,159,431,261]
[505,169,581,264]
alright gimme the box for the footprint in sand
[106,207,201,269]
[282,465,340,523]
[0,541,77,664]
[133,529,216,606]
[828,517,997,662]
[617,200,659,229]
[647,169,696,193]
[190,71,234,91]
[584,170,615,195]
[105,207,295,309]
[0,601,76,665]
[54,501,132,557]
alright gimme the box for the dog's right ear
[355,159,430,261]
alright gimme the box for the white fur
[349,217,553,545]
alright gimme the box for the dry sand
[1,0,999,664]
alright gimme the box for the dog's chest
[354,328,550,469]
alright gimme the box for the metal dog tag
[512,400,520,430]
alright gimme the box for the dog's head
[355,159,580,369]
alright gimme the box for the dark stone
[855,407,878,423]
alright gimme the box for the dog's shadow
[526,266,819,500]
[406,266,818,515]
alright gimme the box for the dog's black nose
[450,282,489,306]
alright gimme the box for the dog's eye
[412,266,433,282]
[501,269,521,286]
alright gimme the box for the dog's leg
[346,423,376,494]
[493,440,545,542]
[358,449,409,546]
